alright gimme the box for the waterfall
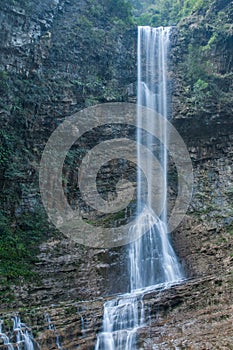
[133,26,183,288]
[44,313,62,350]
[95,293,145,349]
[0,320,14,350]
[130,26,183,290]
[0,316,38,350]
[95,26,184,350]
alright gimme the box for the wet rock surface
[0,274,232,349]
[138,274,233,349]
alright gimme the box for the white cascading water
[44,313,62,350]
[0,320,14,350]
[130,26,183,290]
[95,26,183,350]
[0,316,38,350]
[13,316,35,350]
[95,293,144,349]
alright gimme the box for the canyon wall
[0,0,232,348]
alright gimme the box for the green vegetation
[103,0,133,23]
[129,0,232,116]
[0,79,62,282]
[226,225,233,236]
[64,305,78,316]
[0,130,12,168]
[0,0,135,299]
[131,0,212,26]
[85,209,128,228]
[192,79,209,109]
[82,0,133,25]
[0,209,53,283]
[0,211,35,281]
[174,0,233,115]
[0,0,232,305]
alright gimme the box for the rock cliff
[0,0,136,306]
[0,0,232,349]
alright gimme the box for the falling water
[95,26,183,350]
[0,320,14,350]
[130,26,183,290]
[95,293,145,349]
[13,316,36,350]
[44,313,62,350]
[0,316,38,350]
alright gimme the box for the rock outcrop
[0,274,232,349]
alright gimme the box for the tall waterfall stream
[95,26,184,350]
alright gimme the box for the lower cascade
[0,316,38,350]
[44,313,62,350]
[95,26,184,350]
[95,293,144,349]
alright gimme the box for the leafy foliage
[0,209,51,282]
[179,0,233,113]
[131,0,212,26]
[0,0,135,295]
[102,0,133,23]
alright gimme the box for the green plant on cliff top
[104,0,133,23]
[132,0,212,26]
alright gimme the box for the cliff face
[170,0,233,279]
[0,0,136,307]
[0,0,233,348]
[0,274,232,349]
